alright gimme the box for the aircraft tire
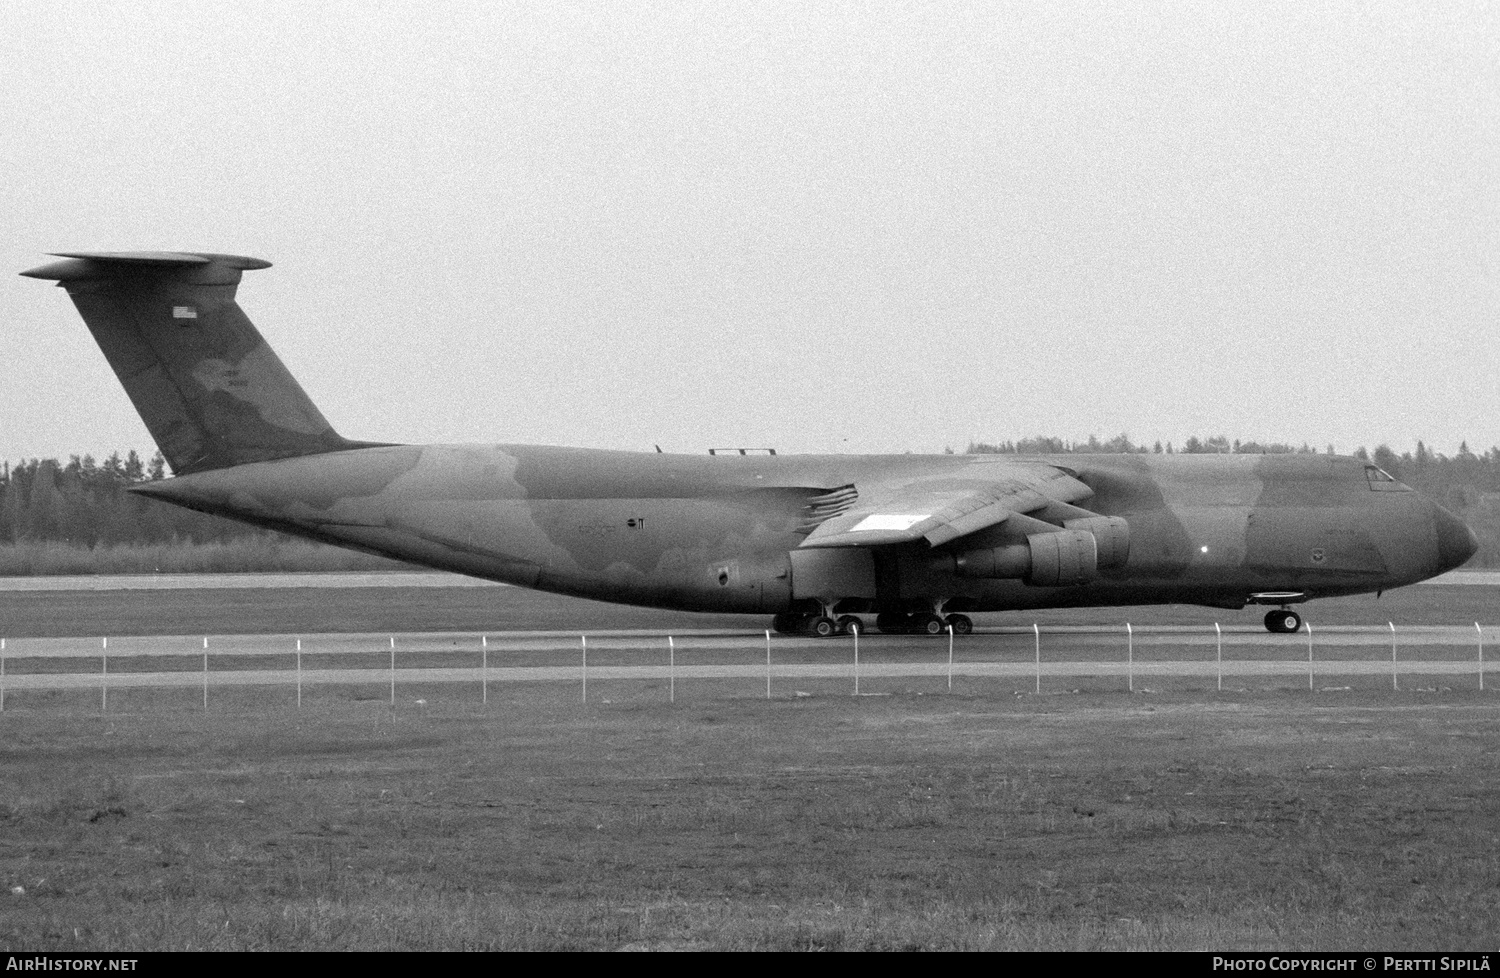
[945,614,973,635]
[1264,610,1302,634]
[837,614,863,635]
[809,616,840,639]
[912,613,946,636]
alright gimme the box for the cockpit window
[1365,466,1412,492]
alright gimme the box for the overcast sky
[3,1,1496,463]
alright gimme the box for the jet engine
[952,528,1099,586]
[944,511,1129,586]
[1059,515,1129,568]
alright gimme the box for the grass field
[2,687,1497,950]
[2,581,1498,951]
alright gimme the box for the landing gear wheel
[836,614,863,636]
[875,613,910,634]
[912,613,946,636]
[945,613,973,636]
[809,616,839,638]
[1265,610,1302,634]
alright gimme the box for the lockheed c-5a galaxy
[23,252,1479,637]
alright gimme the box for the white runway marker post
[947,624,954,693]
[203,636,209,712]
[853,624,860,696]
[102,637,108,713]
[1214,622,1221,692]
[765,630,772,699]
[1478,623,1485,692]
[1127,623,1134,693]
[1033,623,1040,694]
[389,635,396,706]
[581,635,587,705]
[1,637,6,712]
[296,638,302,709]
[669,635,675,704]
[1306,622,1314,692]
[482,635,488,706]
[1389,622,1398,691]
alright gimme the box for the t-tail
[21,252,375,474]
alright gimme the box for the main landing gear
[772,612,865,638]
[771,610,974,638]
[874,612,972,636]
[1264,609,1303,634]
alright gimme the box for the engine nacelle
[951,528,1099,586]
[1062,515,1129,568]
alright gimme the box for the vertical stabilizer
[22,252,361,474]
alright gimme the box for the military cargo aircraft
[23,252,1479,636]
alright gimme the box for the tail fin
[22,251,365,475]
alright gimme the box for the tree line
[0,451,260,547]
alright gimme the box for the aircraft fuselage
[132,445,1474,616]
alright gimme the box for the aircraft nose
[1433,503,1479,572]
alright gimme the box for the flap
[798,464,1094,549]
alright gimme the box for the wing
[798,462,1096,549]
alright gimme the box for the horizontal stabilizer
[22,252,272,283]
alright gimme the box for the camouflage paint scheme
[23,253,1478,627]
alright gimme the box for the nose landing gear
[1265,609,1303,634]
